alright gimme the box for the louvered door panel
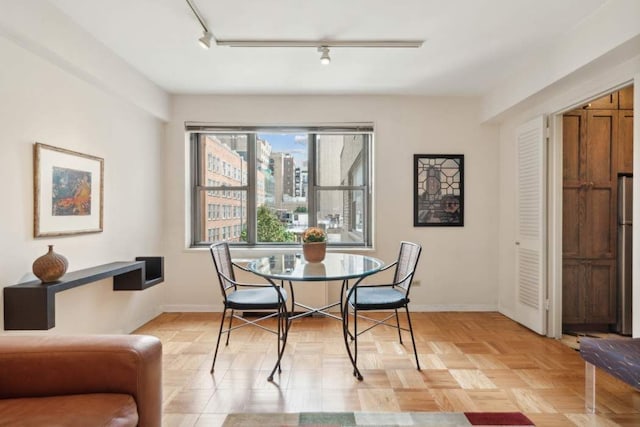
[515,116,546,334]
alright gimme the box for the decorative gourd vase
[302,241,326,263]
[32,245,68,283]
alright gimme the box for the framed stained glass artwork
[413,154,464,227]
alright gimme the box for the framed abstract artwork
[34,143,104,237]
[413,154,464,227]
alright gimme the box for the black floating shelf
[3,256,164,330]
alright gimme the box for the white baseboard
[410,304,498,312]
[497,305,515,319]
[160,304,499,313]
[161,304,221,312]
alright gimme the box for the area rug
[222,411,535,426]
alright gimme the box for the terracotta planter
[302,242,326,263]
[32,245,68,283]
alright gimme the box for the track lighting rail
[185,0,424,61]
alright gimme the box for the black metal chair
[342,241,422,380]
[209,242,288,381]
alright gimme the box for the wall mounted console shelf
[3,256,163,330]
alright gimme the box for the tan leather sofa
[0,334,162,427]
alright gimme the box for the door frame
[547,80,637,339]
[548,113,563,338]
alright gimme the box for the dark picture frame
[34,142,104,237]
[413,154,464,227]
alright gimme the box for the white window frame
[189,124,374,248]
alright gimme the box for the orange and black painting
[52,167,92,216]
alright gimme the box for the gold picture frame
[34,143,104,237]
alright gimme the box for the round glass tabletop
[247,252,384,282]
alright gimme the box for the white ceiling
[49,0,608,96]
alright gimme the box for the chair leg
[225,309,234,346]
[268,304,289,382]
[211,307,228,373]
[339,280,347,325]
[277,305,282,372]
[341,281,354,341]
[344,303,351,340]
[395,309,403,344]
[280,304,290,359]
[341,302,363,381]
[404,306,420,370]
[352,305,362,380]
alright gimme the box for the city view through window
[194,130,370,246]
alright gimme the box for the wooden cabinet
[619,86,634,110]
[619,108,634,174]
[585,92,618,109]
[562,259,617,324]
[562,87,635,330]
[562,105,619,328]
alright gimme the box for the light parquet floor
[133,312,640,426]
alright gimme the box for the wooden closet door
[618,109,634,174]
[584,259,617,323]
[562,107,619,327]
[561,259,616,325]
[619,86,634,110]
[583,110,617,260]
[562,111,585,258]
[562,259,584,324]
[586,92,618,109]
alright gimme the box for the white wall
[0,1,169,121]
[0,4,168,334]
[164,95,500,312]
[482,0,640,122]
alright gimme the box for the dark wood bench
[579,337,640,412]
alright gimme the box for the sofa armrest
[0,334,162,427]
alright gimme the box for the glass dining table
[247,252,384,380]
[246,252,384,322]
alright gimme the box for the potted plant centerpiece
[302,226,327,263]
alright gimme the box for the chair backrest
[393,241,422,293]
[209,242,236,297]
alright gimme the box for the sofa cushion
[0,393,138,427]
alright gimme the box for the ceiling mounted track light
[215,40,424,48]
[186,0,214,49]
[318,46,331,65]
[199,31,213,49]
[185,0,424,59]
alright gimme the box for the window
[189,126,373,247]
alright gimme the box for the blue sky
[258,133,308,165]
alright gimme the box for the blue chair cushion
[348,287,408,310]
[226,287,287,310]
[580,337,640,388]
